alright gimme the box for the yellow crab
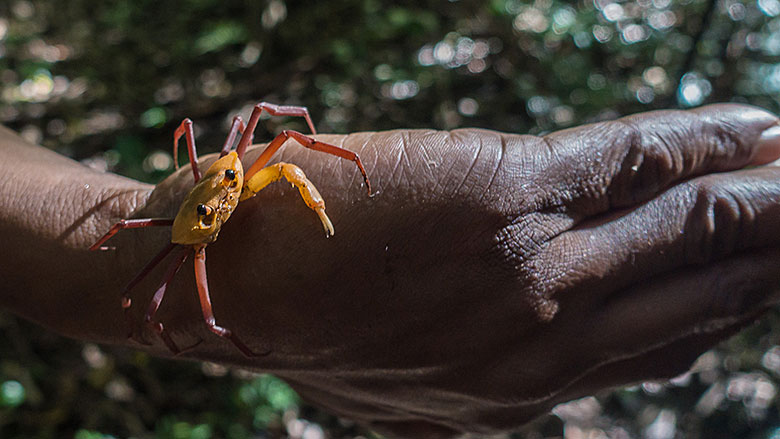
[90,102,371,356]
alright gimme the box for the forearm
[0,125,152,340]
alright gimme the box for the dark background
[2,0,780,437]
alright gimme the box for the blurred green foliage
[2,0,780,437]
[3,0,780,183]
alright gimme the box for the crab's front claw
[241,162,337,236]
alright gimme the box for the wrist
[0,125,152,342]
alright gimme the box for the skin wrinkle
[363,131,383,194]
[425,131,456,194]
[698,107,767,166]
[428,132,453,197]
[370,129,504,205]
[714,188,744,258]
[413,131,441,192]
[511,136,552,214]
[537,134,570,210]
[480,132,504,204]
[536,125,603,215]
[555,124,620,208]
[607,118,665,210]
[399,131,414,187]
[692,118,725,174]
[415,131,435,175]
[455,130,485,197]
[700,113,746,167]
[387,131,406,189]
[492,133,580,274]
[586,125,618,202]
[687,181,721,265]
[687,177,757,264]
[736,187,757,247]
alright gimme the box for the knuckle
[697,112,755,167]
[683,177,753,265]
[605,118,681,206]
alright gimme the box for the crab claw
[316,208,335,237]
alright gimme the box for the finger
[585,248,780,367]
[542,104,780,218]
[489,248,780,412]
[464,317,756,433]
[536,166,780,301]
[556,316,758,405]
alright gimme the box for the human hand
[2,104,779,438]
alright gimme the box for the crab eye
[196,204,208,216]
[225,169,236,180]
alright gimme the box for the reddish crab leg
[243,130,372,196]
[121,242,177,312]
[194,245,261,357]
[118,242,178,344]
[235,102,317,159]
[143,246,191,354]
[219,115,248,157]
[89,218,174,251]
[173,118,201,183]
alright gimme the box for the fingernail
[754,123,780,166]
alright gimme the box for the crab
[90,102,371,356]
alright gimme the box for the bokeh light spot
[1,380,25,407]
[759,0,780,17]
[677,72,712,107]
[140,107,167,128]
[457,97,478,116]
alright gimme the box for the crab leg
[89,218,174,251]
[194,245,260,357]
[242,130,371,196]
[219,115,249,157]
[142,245,191,354]
[115,242,176,343]
[173,118,201,183]
[241,162,334,236]
[235,102,317,159]
[120,242,177,309]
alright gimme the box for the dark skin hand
[2,103,780,438]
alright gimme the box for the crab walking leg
[89,218,174,251]
[116,242,177,344]
[242,130,372,196]
[193,245,260,357]
[172,118,201,183]
[235,102,317,159]
[241,162,335,236]
[136,245,191,354]
[121,242,178,312]
[219,115,249,158]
